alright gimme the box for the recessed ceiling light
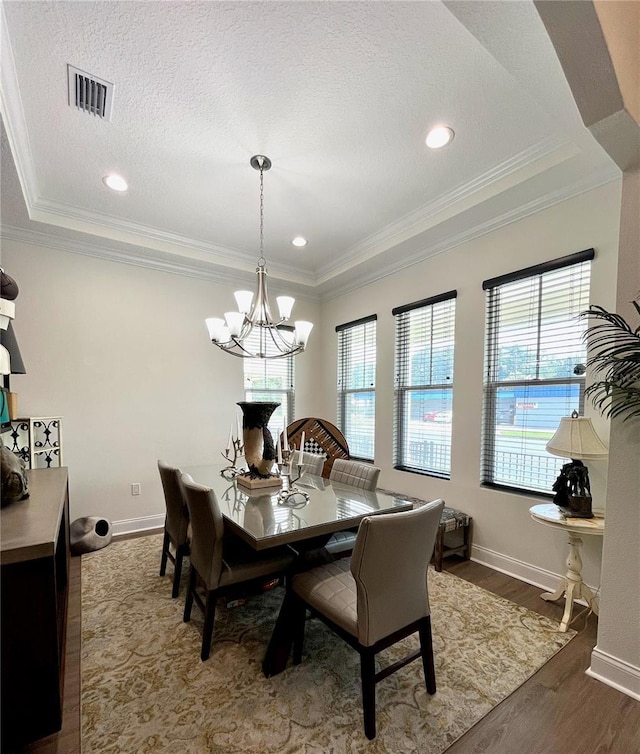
[103,173,128,192]
[426,126,455,149]
[291,236,307,247]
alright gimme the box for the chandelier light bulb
[276,296,295,320]
[234,290,254,315]
[206,317,226,342]
[294,320,313,346]
[224,311,245,338]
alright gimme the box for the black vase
[237,401,280,477]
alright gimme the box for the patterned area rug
[81,535,574,753]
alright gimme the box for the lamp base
[557,495,593,519]
[7,392,18,420]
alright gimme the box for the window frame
[243,326,295,435]
[336,314,377,462]
[481,249,594,495]
[392,291,457,478]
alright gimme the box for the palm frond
[580,301,640,421]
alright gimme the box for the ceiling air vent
[67,65,114,120]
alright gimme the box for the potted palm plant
[580,297,640,421]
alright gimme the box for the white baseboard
[472,544,640,701]
[470,544,595,606]
[112,514,164,537]
[586,646,640,701]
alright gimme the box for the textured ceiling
[0,0,619,298]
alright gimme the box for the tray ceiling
[0,1,618,299]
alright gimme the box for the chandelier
[206,155,313,359]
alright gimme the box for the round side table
[529,503,604,632]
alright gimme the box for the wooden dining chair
[288,498,445,739]
[325,459,381,557]
[180,473,295,661]
[157,460,191,598]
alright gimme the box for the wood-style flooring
[25,548,640,754]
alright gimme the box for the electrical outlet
[131,483,141,496]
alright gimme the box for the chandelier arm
[212,335,303,359]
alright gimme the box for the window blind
[336,315,377,461]
[243,327,294,439]
[393,291,457,477]
[481,250,593,494]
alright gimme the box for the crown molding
[316,136,581,284]
[26,196,315,287]
[317,167,620,302]
[2,164,618,305]
[0,224,321,302]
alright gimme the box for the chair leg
[201,591,218,662]
[433,526,444,572]
[183,566,196,622]
[360,648,377,740]
[419,616,436,695]
[172,546,185,598]
[159,529,170,576]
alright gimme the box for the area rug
[81,535,574,754]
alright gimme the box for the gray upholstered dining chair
[325,459,381,557]
[329,458,381,490]
[157,460,191,598]
[290,449,325,476]
[288,498,444,739]
[180,473,295,661]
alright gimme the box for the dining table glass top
[182,464,412,550]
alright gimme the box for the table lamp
[0,322,27,420]
[546,411,608,518]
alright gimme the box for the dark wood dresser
[1,467,70,749]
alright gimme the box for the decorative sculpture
[236,401,282,489]
[551,460,593,518]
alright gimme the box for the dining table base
[262,534,334,677]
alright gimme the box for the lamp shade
[546,416,608,460]
[0,298,15,331]
[0,322,26,374]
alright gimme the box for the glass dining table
[181,464,413,675]
[182,464,412,551]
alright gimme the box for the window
[336,315,377,461]
[393,291,457,477]
[243,328,294,439]
[481,249,594,494]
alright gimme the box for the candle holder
[220,436,245,479]
[277,447,310,507]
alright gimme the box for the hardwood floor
[25,551,640,754]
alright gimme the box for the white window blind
[336,315,377,461]
[243,328,294,439]
[393,291,456,477]
[481,249,593,494]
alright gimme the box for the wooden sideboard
[1,467,70,748]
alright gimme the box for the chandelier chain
[258,162,266,268]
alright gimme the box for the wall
[316,180,621,591]
[3,242,322,530]
[588,168,640,697]
[2,179,622,596]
